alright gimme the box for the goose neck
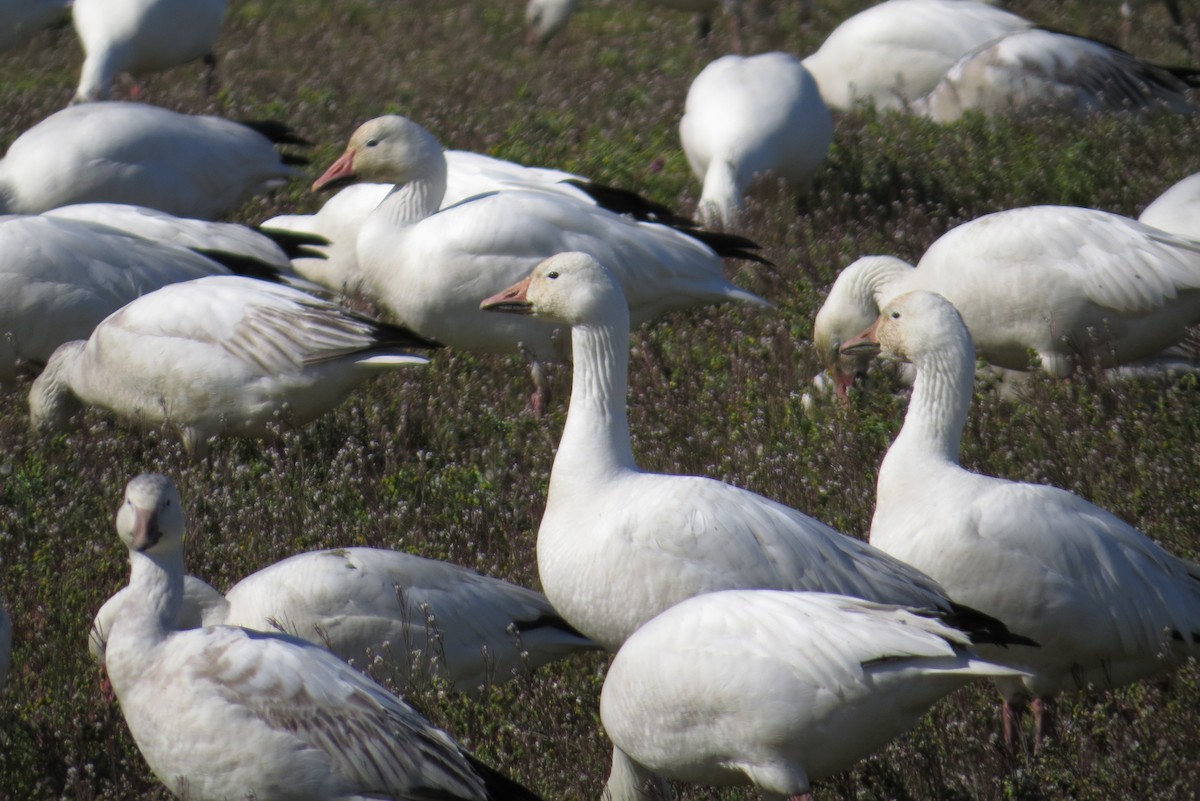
[853,257,908,310]
[891,344,974,465]
[376,157,448,226]
[105,548,185,688]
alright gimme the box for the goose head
[525,0,578,46]
[480,252,629,328]
[840,290,973,366]
[313,116,446,192]
[28,341,86,433]
[116,473,186,557]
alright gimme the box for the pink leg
[1032,696,1054,753]
[1003,698,1027,755]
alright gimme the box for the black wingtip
[256,227,331,259]
[944,602,1039,649]
[512,614,603,649]
[363,316,444,351]
[190,249,287,283]
[564,178,698,228]
[465,753,547,801]
[237,119,313,147]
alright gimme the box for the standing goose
[0,102,302,219]
[29,275,438,456]
[315,115,768,411]
[601,590,1028,801]
[814,206,1200,397]
[680,52,833,229]
[840,290,1200,749]
[91,546,598,696]
[105,473,545,801]
[480,253,1026,652]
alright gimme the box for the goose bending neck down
[840,290,1200,751]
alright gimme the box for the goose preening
[914,28,1200,122]
[105,473,545,801]
[0,0,69,52]
[480,252,1029,652]
[0,214,288,384]
[524,0,741,49]
[0,102,303,219]
[814,205,1200,397]
[1140,171,1200,239]
[840,290,1200,749]
[800,0,1032,111]
[91,546,598,696]
[29,275,438,456]
[680,52,833,229]
[600,590,1028,801]
[71,0,227,103]
[315,115,768,411]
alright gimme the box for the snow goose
[315,115,768,411]
[71,0,227,103]
[105,473,545,801]
[840,290,1200,749]
[914,28,1200,122]
[813,205,1200,397]
[1140,171,1200,239]
[480,252,1030,651]
[0,102,302,219]
[801,0,1032,111]
[91,546,598,696]
[29,275,438,456]
[600,590,1028,801]
[0,0,69,51]
[0,213,291,384]
[524,0,740,48]
[680,52,833,229]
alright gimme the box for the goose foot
[1032,696,1054,753]
[1002,698,1027,757]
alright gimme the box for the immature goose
[801,0,1031,111]
[0,214,286,384]
[814,205,1200,397]
[91,546,598,696]
[481,253,1024,652]
[1140,171,1200,239]
[0,102,302,219]
[680,52,833,229]
[841,290,1200,749]
[914,28,1200,122]
[71,0,227,103]
[316,115,768,411]
[105,473,544,801]
[600,590,1028,801]
[29,275,437,456]
[0,0,69,51]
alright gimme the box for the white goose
[914,28,1199,122]
[524,0,740,48]
[316,116,768,410]
[680,52,833,229]
[0,102,301,219]
[841,290,1200,749]
[0,214,284,384]
[71,0,227,103]
[0,0,69,51]
[105,473,546,801]
[1140,171,1200,239]
[91,546,598,696]
[801,0,1032,111]
[814,205,1200,397]
[479,252,1027,652]
[29,275,437,456]
[600,590,1027,801]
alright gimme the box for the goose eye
[546,271,560,279]
[365,139,379,148]
[890,311,900,319]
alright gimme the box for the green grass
[2,0,1200,798]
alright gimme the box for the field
[2,0,1200,798]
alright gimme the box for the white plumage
[842,290,1200,747]
[29,275,434,456]
[91,546,597,695]
[601,590,1027,801]
[680,52,833,229]
[1140,171,1200,239]
[104,473,544,801]
[0,102,299,219]
[814,205,1200,395]
[524,0,731,48]
[71,0,227,103]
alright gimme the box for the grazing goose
[1140,171,1200,239]
[71,0,227,103]
[91,546,598,696]
[316,115,768,411]
[814,205,1200,397]
[0,102,302,219]
[801,0,1032,111]
[600,590,1028,801]
[105,473,545,801]
[29,275,438,456]
[914,28,1200,122]
[524,0,740,49]
[0,592,9,692]
[0,214,287,384]
[0,0,69,51]
[840,290,1200,749]
[680,52,833,229]
[480,252,1026,651]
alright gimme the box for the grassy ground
[1,0,1199,798]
